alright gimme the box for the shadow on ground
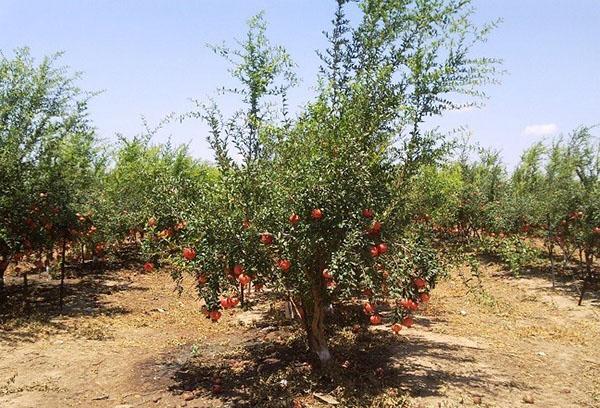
[156,304,514,408]
[0,248,148,344]
[476,249,600,308]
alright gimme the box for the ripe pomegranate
[209,310,222,322]
[182,247,196,261]
[400,299,418,311]
[419,293,430,303]
[326,280,336,288]
[289,213,300,225]
[277,259,291,271]
[362,208,374,218]
[143,262,154,272]
[593,227,600,235]
[311,208,323,220]
[369,221,382,235]
[260,233,273,245]
[370,314,382,325]
[402,316,414,328]
[233,264,245,276]
[391,323,402,334]
[351,324,361,334]
[377,242,388,254]
[370,245,380,257]
[363,302,375,315]
[197,274,207,285]
[413,277,427,289]
[220,298,233,309]
[322,269,333,280]
[148,217,157,227]
[211,384,223,394]
[238,273,252,285]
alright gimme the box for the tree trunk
[60,237,67,311]
[0,258,8,304]
[305,275,331,366]
[23,272,29,313]
[549,244,555,288]
[578,252,593,306]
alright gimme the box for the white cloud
[522,123,559,137]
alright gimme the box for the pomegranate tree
[153,1,497,364]
[0,49,100,305]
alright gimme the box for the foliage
[141,0,500,364]
[0,48,99,291]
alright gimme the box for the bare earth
[1,261,599,408]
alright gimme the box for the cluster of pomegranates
[362,276,430,333]
[361,208,390,259]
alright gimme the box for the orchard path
[0,260,598,407]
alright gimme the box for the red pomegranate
[197,274,207,285]
[413,277,427,289]
[183,247,197,261]
[209,310,222,322]
[260,233,273,245]
[370,314,382,325]
[233,264,245,276]
[369,221,382,235]
[311,208,323,220]
[278,259,291,271]
[238,274,252,286]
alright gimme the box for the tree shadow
[497,262,600,308]
[475,249,600,307]
[0,257,147,345]
[160,307,524,407]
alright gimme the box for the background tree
[0,48,98,301]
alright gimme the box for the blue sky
[1,0,599,167]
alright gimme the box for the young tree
[154,0,498,365]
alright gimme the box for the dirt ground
[0,258,599,408]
